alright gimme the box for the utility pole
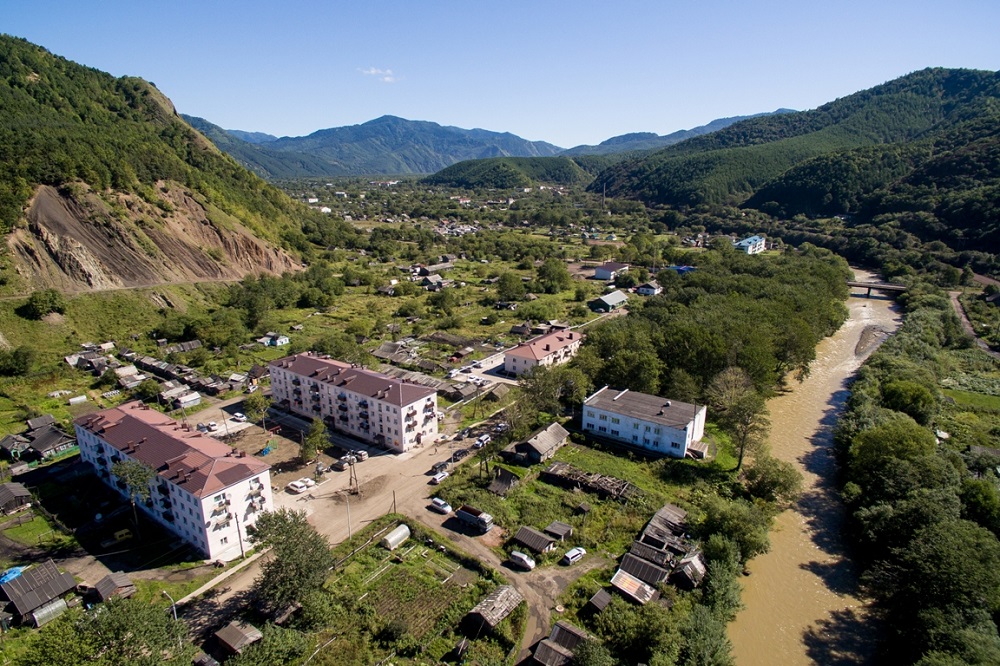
[346,494,352,540]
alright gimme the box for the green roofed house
[588,290,628,313]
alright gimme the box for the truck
[456,504,494,533]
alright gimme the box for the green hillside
[182,114,335,179]
[423,155,620,188]
[0,34,338,246]
[593,68,1000,209]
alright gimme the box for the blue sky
[3,1,998,148]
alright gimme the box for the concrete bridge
[847,280,907,297]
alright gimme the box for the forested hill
[0,35,357,293]
[215,115,564,178]
[182,115,336,180]
[422,155,618,188]
[560,109,796,156]
[591,68,1000,214]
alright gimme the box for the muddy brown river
[728,269,901,665]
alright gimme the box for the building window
[632,435,639,442]
[599,414,607,421]
[644,425,651,432]
[643,438,650,445]
[611,417,620,424]
[672,442,680,449]
[654,427,661,434]
[598,426,607,433]
[610,429,619,436]
[586,423,594,429]
[220,537,228,545]
[586,411,595,418]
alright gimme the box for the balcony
[293,388,302,396]
[359,411,369,420]
[338,414,349,423]
[337,393,348,402]
[338,403,349,412]
[292,378,301,386]
[359,400,368,408]
[163,512,174,522]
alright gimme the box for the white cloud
[359,67,396,83]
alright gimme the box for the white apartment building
[74,402,272,562]
[734,235,766,255]
[270,353,438,453]
[582,387,706,458]
[504,330,585,377]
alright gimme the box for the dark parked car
[451,449,469,463]
[432,461,450,474]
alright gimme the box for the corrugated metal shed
[0,559,76,616]
[467,585,523,629]
[216,621,263,654]
[619,553,670,586]
[512,526,556,554]
[610,569,658,605]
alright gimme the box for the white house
[594,262,630,281]
[257,332,290,347]
[589,290,629,313]
[504,331,585,377]
[270,353,438,453]
[581,387,706,458]
[636,281,662,296]
[734,235,766,255]
[74,402,273,562]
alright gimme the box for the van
[353,450,369,461]
[509,551,536,571]
[561,547,586,565]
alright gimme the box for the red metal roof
[270,353,436,407]
[74,402,269,499]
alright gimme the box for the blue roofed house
[734,235,766,255]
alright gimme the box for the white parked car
[509,551,536,571]
[207,421,219,432]
[286,480,308,494]
[562,547,587,565]
[232,412,247,422]
[430,498,452,514]
[297,477,316,488]
[430,471,449,485]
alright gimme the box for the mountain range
[182,114,563,179]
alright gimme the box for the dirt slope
[7,184,300,293]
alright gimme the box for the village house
[0,483,31,514]
[74,402,274,562]
[269,352,438,453]
[582,387,707,458]
[0,559,77,627]
[594,261,630,281]
[636,281,662,296]
[256,332,290,347]
[588,290,629,313]
[503,331,584,377]
[501,422,570,465]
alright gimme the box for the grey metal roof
[543,521,573,540]
[620,553,670,586]
[0,560,76,616]
[523,423,569,457]
[513,526,556,553]
[94,572,135,602]
[0,483,30,508]
[216,621,263,654]
[549,621,589,651]
[469,585,523,628]
[584,386,702,432]
[587,588,612,611]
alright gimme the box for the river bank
[728,270,902,665]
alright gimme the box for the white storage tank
[381,524,411,551]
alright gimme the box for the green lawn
[3,514,76,550]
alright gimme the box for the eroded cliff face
[8,183,300,292]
